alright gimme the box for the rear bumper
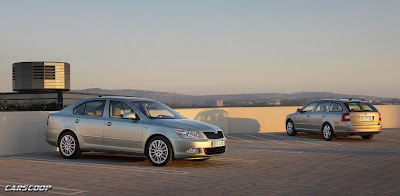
[46,127,58,146]
[334,124,382,136]
[171,137,227,159]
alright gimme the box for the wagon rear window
[345,102,377,112]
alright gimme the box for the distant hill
[73,89,398,108]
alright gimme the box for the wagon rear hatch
[344,101,380,125]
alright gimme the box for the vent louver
[32,65,55,80]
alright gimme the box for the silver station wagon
[286,99,382,140]
[46,97,226,166]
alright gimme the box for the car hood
[153,118,220,131]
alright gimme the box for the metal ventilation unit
[12,62,70,91]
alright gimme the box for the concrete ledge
[0,105,399,156]
[176,105,400,134]
[0,111,56,156]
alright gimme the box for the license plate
[212,141,225,147]
[358,116,373,122]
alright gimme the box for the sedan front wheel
[147,136,173,166]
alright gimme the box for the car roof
[314,98,368,103]
[81,96,156,102]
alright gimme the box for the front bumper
[170,137,227,159]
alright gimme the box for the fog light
[185,148,200,154]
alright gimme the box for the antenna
[91,84,102,97]
[350,89,357,100]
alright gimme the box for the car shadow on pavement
[82,153,231,168]
[287,133,378,142]
[259,132,377,142]
[2,151,230,168]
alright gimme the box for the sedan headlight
[175,129,205,139]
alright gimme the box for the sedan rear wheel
[322,123,336,141]
[147,136,173,166]
[286,120,297,136]
[59,132,81,159]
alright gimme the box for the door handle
[322,115,325,117]
[106,122,112,126]
[307,115,310,117]
[74,119,80,123]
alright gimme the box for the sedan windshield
[132,101,184,119]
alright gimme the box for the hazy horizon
[1,1,399,98]
[73,88,398,99]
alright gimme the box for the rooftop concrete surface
[1,129,399,195]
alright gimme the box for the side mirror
[297,108,302,113]
[123,113,139,120]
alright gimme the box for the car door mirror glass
[297,108,302,113]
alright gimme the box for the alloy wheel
[323,125,331,139]
[60,135,76,156]
[149,140,169,164]
[287,122,294,134]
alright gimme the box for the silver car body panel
[46,97,226,159]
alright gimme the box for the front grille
[203,131,224,139]
[204,146,226,155]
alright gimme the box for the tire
[321,123,336,141]
[58,132,81,159]
[286,120,297,136]
[146,136,173,166]
[361,135,374,140]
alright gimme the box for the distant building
[217,100,223,107]
[1,62,128,111]
[0,91,101,111]
[13,62,70,91]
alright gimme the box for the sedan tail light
[379,112,381,121]
[342,113,351,121]
[47,114,50,125]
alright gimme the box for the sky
[0,0,399,97]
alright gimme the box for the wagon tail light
[47,114,50,125]
[342,113,351,121]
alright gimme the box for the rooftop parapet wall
[0,111,56,156]
[0,106,399,156]
[175,105,400,134]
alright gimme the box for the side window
[73,103,85,115]
[302,102,317,112]
[315,101,329,112]
[84,101,106,117]
[330,102,343,112]
[110,101,135,119]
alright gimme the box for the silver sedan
[46,97,226,166]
